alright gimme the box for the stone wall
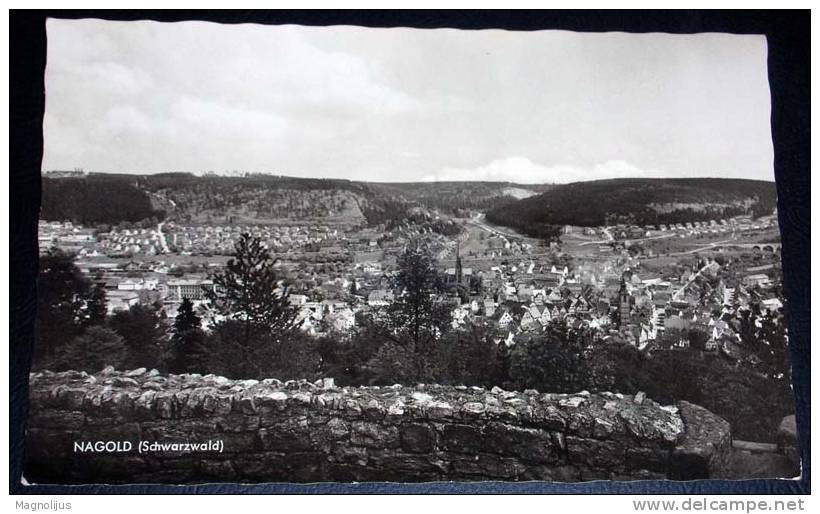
[26,368,732,483]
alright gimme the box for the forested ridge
[40,174,550,226]
[41,175,164,225]
[486,178,778,234]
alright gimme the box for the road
[672,238,736,256]
[577,230,674,247]
[465,213,540,243]
[156,222,170,254]
[671,261,711,301]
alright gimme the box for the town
[38,205,785,361]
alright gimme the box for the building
[743,273,772,288]
[106,290,140,314]
[166,279,216,302]
[445,242,472,286]
[618,277,632,327]
[368,290,394,307]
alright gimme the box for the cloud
[171,96,288,137]
[423,157,668,184]
[152,23,420,117]
[43,20,428,173]
[42,20,773,181]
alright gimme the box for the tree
[172,298,201,335]
[204,233,301,377]
[385,243,451,347]
[441,322,509,387]
[165,298,209,374]
[87,285,108,326]
[206,321,320,380]
[109,304,166,370]
[364,243,452,377]
[52,326,128,372]
[586,342,647,394]
[353,243,453,383]
[206,233,300,335]
[34,249,107,369]
[743,310,790,380]
[508,321,600,393]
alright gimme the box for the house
[297,312,318,335]
[483,298,497,317]
[496,309,514,329]
[106,290,140,314]
[569,296,590,316]
[664,315,690,331]
[538,305,552,325]
[367,290,394,307]
[451,306,471,328]
[519,309,538,332]
[743,274,771,288]
[289,294,308,306]
[363,262,382,274]
[117,278,158,291]
[517,284,535,301]
[761,298,783,314]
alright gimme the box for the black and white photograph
[22,15,802,485]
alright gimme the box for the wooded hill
[486,178,778,235]
[370,181,553,215]
[41,174,775,232]
[40,173,551,227]
[41,174,164,225]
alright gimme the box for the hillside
[369,181,553,215]
[40,173,407,227]
[39,174,556,227]
[486,178,778,235]
[140,174,373,225]
[41,175,773,232]
[41,175,165,225]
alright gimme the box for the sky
[43,19,774,184]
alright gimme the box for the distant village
[39,207,784,362]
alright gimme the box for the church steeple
[619,276,631,327]
[455,241,463,285]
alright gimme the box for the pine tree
[386,242,451,349]
[163,298,210,373]
[54,326,128,373]
[204,233,300,377]
[173,298,201,336]
[87,284,108,326]
[206,233,299,336]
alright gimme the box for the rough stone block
[399,422,438,453]
[350,421,398,448]
[776,414,799,468]
[441,423,485,453]
[483,422,554,463]
[566,436,625,469]
[29,409,85,430]
[450,453,525,479]
[670,401,732,480]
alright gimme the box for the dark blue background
[10,10,810,495]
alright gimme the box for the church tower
[455,241,463,285]
[618,276,631,327]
